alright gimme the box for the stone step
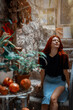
[30,72,41,80]
[69,58,73,68]
[29,95,69,110]
[62,48,73,58]
[30,80,43,98]
[61,39,73,48]
[28,96,41,110]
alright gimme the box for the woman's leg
[50,86,65,110]
[41,104,48,110]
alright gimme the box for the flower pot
[15,73,30,84]
[0,71,13,84]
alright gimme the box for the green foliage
[0,33,20,72]
[16,50,46,75]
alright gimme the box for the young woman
[38,35,70,110]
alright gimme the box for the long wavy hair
[39,35,69,66]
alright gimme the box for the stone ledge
[29,96,69,110]
[30,96,69,106]
[30,72,41,80]
[61,39,73,48]
[30,96,42,103]
[31,79,41,86]
[59,100,69,106]
[31,79,43,98]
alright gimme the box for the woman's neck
[49,48,58,57]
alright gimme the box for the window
[57,0,73,26]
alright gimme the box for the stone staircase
[28,39,73,110]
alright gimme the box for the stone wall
[16,20,55,53]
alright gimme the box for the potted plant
[0,32,21,83]
[15,50,46,84]
[0,32,46,84]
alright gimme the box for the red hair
[42,35,65,55]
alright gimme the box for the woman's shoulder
[39,53,48,63]
[39,53,48,69]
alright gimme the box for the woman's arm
[40,69,45,86]
[63,69,70,88]
[36,69,45,89]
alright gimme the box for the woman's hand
[63,69,70,88]
[35,69,44,91]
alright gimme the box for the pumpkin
[0,86,8,95]
[0,85,3,93]
[20,78,31,90]
[9,83,19,93]
[22,107,29,110]
[3,77,13,86]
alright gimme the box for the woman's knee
[50,95,58,104]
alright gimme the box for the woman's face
[51,37,60,49]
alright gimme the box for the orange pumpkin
[9,83,19,93]
[0,85,3,93]
[3,77,13,86]
[22,107,29,110]
[20,78,31,90]
[0,86,8,95]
